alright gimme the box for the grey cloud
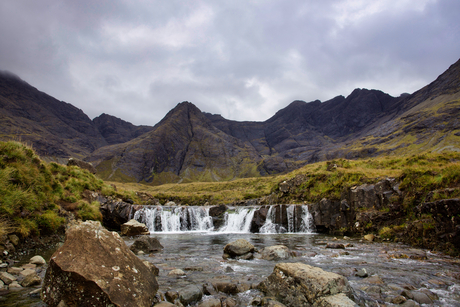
[1,0,459,125]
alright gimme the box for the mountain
[0,71,152,160]
[87,58,460,183]
[88,102,262,184]
[93,113,154,145]
[1,58,459,184]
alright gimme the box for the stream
[1,204,460,306]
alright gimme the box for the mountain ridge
[1,58,459,184]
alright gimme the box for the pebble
[29,255,46,265]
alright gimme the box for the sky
[1,0,460,126]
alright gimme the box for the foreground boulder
[223,239,255,260]
[121,219,150,236]
[41,220,158,307]
[258,262,356,306]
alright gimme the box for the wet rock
[120,219,150,236]
[0,272,17,285]
[8,281,22,289]
[401,299,420,307]
[20,269,36,277]
[100,200,140,230]
[41,220,158,307]
[363,275,384,284]
[355,268,368,278]
[198,298,221,307]
[259,245,290,260]
[143,261,159,276]
[392,296,407,304]
[222,297,237,307]
[7,267,23,274]
[209,204,228,229]
[213,281,239,295]
[130,235,163,254]
[178,284,203,306]
[403,290,433,305]
[154,303,176,307]
[165,290,179,303]
[168,269,186,277]
[29,255,46,265]
[326,243,345,249]
[203,283,217,296]
[363,234,374,242]
[223,239,254,259]
[314,293,358,307]
[225,266,234,273]
[258,262,355,306]
[21,272,41,287]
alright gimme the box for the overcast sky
[1,0,459,126]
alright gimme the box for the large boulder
[41,220,158,307]
[223,239,255,259]
[258,262,356,307]
[130,236,163,254]
[121,219,150,236]
[100,201,142,230]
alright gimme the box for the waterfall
[133,204,315,234]
[218,207,256,233]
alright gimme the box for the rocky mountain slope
[1,58,459,183]
[0,72,151,160]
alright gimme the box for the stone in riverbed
[314,293,358,307]
[178,284,203,306]
[41,220,158,307]
[0,272,17,285]
[120,219,150,236]
[259,245,291,261]
[258,262,356,306]
[130,235,163,254]
[21,273,41,287]
[30,255,46,265]
[223,239,254,259]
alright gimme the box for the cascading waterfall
[218,207,256,233]
[133,204,315,234]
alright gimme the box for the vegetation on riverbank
[0,141,137,239]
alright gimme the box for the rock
[67,158,96,174]
[22,263,37,270]
[120,219,150,236]
[7,267,23,274]
[168,269,186,277]
[143,261,159,276]
[29,255,46,265]
[20,269,36,277]
[326,243,345,249]
[401,299,420,307]
[165,290,179,303]
[363,234,374,242]
[130,236,163,254]
[198,298,222,307]
[392,296,407,304]
[223,239,254,259]
[21,272,41,287]
[314,293,358,307]
[100,201,140,230]
[411,291,433,305]
[178,284,203,306]
[363,275,384,284]
[0,272,17,285]
[41,220,158,307]
[355,268,368,278]
[154,303,176,307]
[259,245,291,260]
[8,234,19,246]
[0,280,4,289]
[213,281,239,295]
[258,262,355,306]
[8,281,22,289]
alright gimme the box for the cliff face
[0,72,153,159]
[0,71,107,159]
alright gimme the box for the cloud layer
[1,0,459,125]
